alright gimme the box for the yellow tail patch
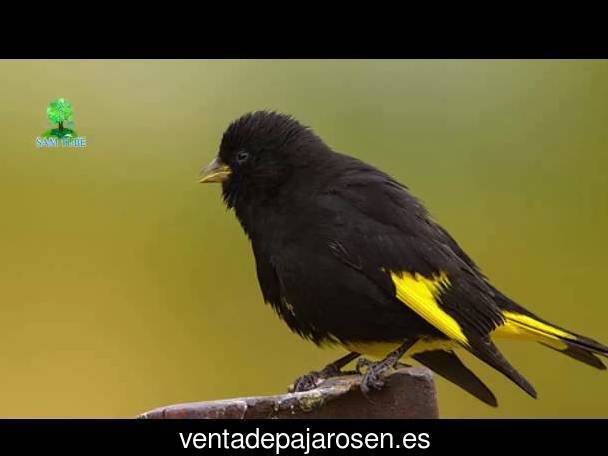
[493,311,571,350]
[389,271,469,347]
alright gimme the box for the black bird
[199,111,608,406]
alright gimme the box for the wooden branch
[138,367,438,419]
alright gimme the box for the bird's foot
[356,357,396,395]
[356,340,415,396]
[290,365,339,393]
[289,352,360,393]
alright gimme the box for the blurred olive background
[1,60,607,417]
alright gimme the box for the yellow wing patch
[493,311,571,349]
[389,271,469,347]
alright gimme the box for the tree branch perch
[138,366,438,419]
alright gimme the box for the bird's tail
[414,350,498,407]
[493,292,608,370]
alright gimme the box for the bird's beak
[199,157,231,184]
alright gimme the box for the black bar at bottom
[0,419,604,453]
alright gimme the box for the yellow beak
[199,157,231,183]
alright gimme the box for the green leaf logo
[43,98,77,138]
[47,98,73,124]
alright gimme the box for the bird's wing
[320,166,504,343]
[319,164,536,397]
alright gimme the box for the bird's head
[199,111,326,209]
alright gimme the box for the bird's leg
[358,339,417,396]
[290,352,360,392]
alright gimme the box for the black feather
[414,350,498,407]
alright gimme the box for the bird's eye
[236,150,249,164]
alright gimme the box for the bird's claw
[290,371,323,392]
[357,356,399,396]
[361,365,386,395]
[289,353,361,393]
[290,363,343,392]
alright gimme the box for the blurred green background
[1,60,607,417]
